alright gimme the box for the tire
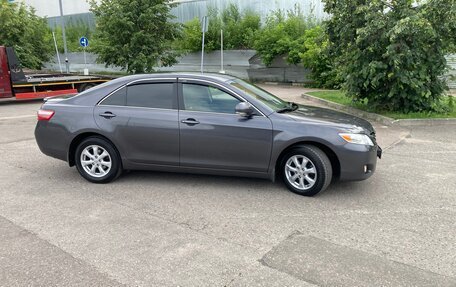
[75,136,122,183]
[280,145,332,196]
[78,83,95,92]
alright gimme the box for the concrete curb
[391,118,456,126]
[302,93,456,126]
[301,93,395,126]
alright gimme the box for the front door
[178,81,273,172]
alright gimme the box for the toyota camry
[35,73,381,196]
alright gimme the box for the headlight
[339,133,374,146]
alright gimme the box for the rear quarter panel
[35,103,99,162]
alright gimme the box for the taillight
[37,109,55,121]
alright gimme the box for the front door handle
[181,118,199,125]
[99,112,116,119]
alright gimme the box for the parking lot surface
[0,86,455,286]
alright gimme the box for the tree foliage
[252,5,339,88]
[177,4,261,52]
[299,26,341,88]
[89,0,182,73]
[0,0,52,69]
[323,0,456,112]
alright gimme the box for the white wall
[18,0,92,17]
[18,0,327,20]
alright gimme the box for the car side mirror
[235,102,254,118]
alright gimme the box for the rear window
[101,87,126,106]
[127,83,174,109]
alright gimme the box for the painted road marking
[0,115,35,120]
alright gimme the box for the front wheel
[281,145,332,196]
[75,137,121,183]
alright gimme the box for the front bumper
[336,143,380,181]
[377,146,383,159]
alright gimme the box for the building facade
[14,0,327,26]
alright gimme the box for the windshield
[228,79,289,111]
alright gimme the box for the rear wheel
[281,145,332,196]
[75,137,121,183]
[78,83,95,92]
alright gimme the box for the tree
[323,0,456,112]
[0,0,52,69]
[89,0,182,73]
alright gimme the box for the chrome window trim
[97,76,267,117]
[179,78,267,117]
[97,84,126,106]
[96,104,177,112]
[178,109,264,117]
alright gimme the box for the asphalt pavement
[0,86,455,286]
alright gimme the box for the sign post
[59,0,69,73]
[79,37,89,75]
[201,16,209,73]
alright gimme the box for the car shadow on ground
[90,168,368,198]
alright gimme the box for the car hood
[285,105,375,134]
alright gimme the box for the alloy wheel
[285,155,317,190]
[80,145,112,178]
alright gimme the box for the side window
[101,86,126,106]
[182,84,240,114]
[127,83,174,109]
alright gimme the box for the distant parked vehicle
[0,46,110,100]
[35,73,381,196]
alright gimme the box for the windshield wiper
[276,102,299,113]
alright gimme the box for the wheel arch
[274,141,341,180]
[68,132,120,167]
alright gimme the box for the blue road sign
[79,37,89,48]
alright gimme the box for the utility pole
[58,0,69,73]
[52,31,63,73]
[200,16,208,74]
[219,29,225,74]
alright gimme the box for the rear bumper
[337,144,380,181]
[35,122,68,162]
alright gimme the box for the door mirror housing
[235,102,254,118]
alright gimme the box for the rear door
[95,78,179,166]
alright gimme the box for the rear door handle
[99,112,116,119]
[181,118,199,125]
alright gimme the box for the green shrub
[253,6,311,66]
[299,26,341,88]
[176,4,261,53]
[177,18,202,52]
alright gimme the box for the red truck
[0,46,111,100]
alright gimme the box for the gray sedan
[35,73,381,196]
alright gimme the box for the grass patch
[307,90,456,119]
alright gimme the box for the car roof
[113,72,237,83]
[64,72,239,107]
